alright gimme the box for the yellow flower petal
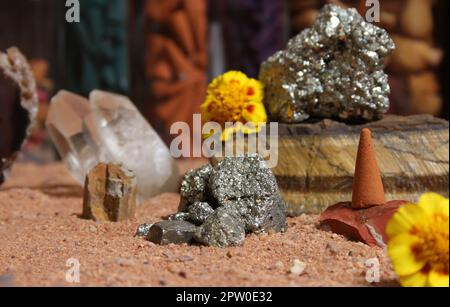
[417,193,449,217]
[388,233,426,276]
[386,203,427,239]
[400,271,428,287]
[242,102,267,123]
[428,270,449,287]
[246,78,264,101]
[221,71,247,84]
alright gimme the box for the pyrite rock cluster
[145,155,287,247]
[259,4,395,123]
[288,0,445,117]
[46,90,179,201]
[83,163,137,222]
[0,47,38,184]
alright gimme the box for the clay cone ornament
[351,128,386,209]
[319,128,408,247]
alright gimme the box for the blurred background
[0,0,448,163]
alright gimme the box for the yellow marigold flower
[201,71,267,140]
[386,193,449,287]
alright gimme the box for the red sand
[0,161,398,287]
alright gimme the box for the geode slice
[0,48,38,184]
[259,4,395,123]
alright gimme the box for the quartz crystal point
[46,91,103,184]
[259,4,395,123]
[46,90,179,201]
[89,90,179,199]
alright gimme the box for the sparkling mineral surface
[259,4,395,123]
[178,164,215,212]
[147,154,287,248]
[168,212,190,222]
[195,207,246,247]
[46,90,179,201]
[187,202,215,225]
[135,223,153,237]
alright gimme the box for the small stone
[115,258,136,267]
[275,261,284,270]
[82,163,137,222]
[89,225,97,233]
[159,279,167,286]
[178,271,188,279]
[146,221,198,245]
[195,207,246,248]
[179,255,194,262]
[290,259,306,276]
[168,212,190,221]
[135,223,153,237]
[187,202,214,225]
[326,242,339,255]
[162,251,174,260]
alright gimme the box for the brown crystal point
[82,163,137,222]
[351,128,385,209]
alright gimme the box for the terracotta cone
[351,128,385,209]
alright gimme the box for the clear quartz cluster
[46,90,179,201]
[259,4,395,123]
